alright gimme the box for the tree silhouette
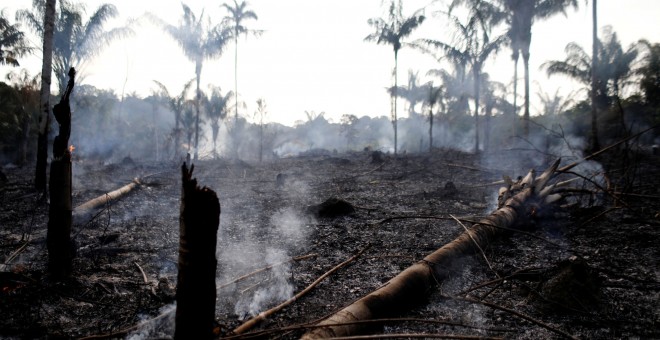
[389,70,430,117]
[153,79,195,159]
[450,0,579,138]
[0,9,32,67]
[422,82,442,153]
[253,98,267,162]
[418,10,505,153]
[637,39,660,108]
[18,0,132,95]
[201,86,233,159]
[542,26,638,134]
[365,0,425,155]
[149,4,231,161]
[221,0,262,124]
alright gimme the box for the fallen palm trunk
[302,159,565,339]
[47,68,76,279]
[175,163,220,340]
[73,178,141,216]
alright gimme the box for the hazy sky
[2,0,659,126]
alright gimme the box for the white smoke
[233,248,294,318]
[126,303,176,340]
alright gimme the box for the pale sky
[2,0,659,127]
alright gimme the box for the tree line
[0,0,659,190]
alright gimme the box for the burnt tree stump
[47,67,75,279]
[175,162,221,340]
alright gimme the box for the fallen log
[73,178,141,217]
[301,159,570,339]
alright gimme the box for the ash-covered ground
[0,149,658,339]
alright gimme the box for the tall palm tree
[34,0,57,193]
[221,0,261,124]
[542,26,638,142]
[418,11,506,153]
[365,0,425,155]
[201,85,233,158]
[450,0,579,138]
[153,79,195,159]
[0,9,32,67]
[18,0,132,95]
[149,4,231,161]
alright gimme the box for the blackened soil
[0,149,658,339]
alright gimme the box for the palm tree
[365,0,425,155]
[542,26,638,143]
[450,0,579,138]
[17,0,132,95]
[153,79,195,159]
[221,0,262,124]
[418,11,505,153]
[389,70,429,117]
[423,82,442,153]
[149,4,231,161]
[201,85,233,158]
[637,39,660,108]
[253,98,267,162]
[34,0,57,193]
[0,9,32,67]
[480,74,509,151]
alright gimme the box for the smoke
[126,303,176,340]
[217,197,311,319]
[271,208,311,245]
[232,248,294,319]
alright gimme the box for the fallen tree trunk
[302,159,564,339]
[73,178,141,217]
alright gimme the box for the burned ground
[0,149,658,339]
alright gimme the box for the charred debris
[1,134,659,339]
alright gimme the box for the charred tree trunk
[302,159,562,339]
[47,68,75,279]
[175,162,221,340]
